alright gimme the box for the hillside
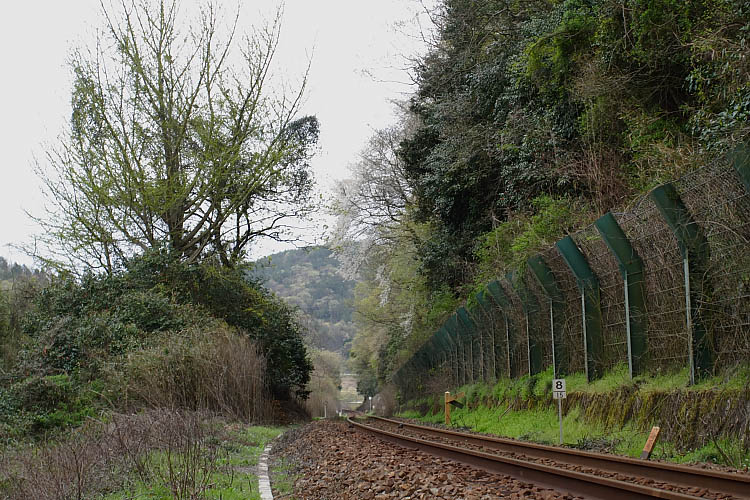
[338,0,750,396]
[252,246,357,356]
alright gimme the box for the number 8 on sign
[552,378,566,399]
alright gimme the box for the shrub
[0,374,100,438]
[113,290,185,332]
[120,249,312,399]
[18,248,312,404]
[118,325,272,423]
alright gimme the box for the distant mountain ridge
[251,247,357,355]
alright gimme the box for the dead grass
[118,325,272,423]
[0,410,232,500]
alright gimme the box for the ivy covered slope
[0,250,312,439]
[403,0,749,291]
[341,0,749,398]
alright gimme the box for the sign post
[552,378,566,445]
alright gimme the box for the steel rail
[365,415,750,498]
[348,417,704,499]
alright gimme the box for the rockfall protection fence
[394,144,750,400]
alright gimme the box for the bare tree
[332,107,419,251]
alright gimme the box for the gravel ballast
[271,419,581,499]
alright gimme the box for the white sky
[0,0,432,267]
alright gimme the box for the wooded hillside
[253,247,357,355]
[337,0,750,394]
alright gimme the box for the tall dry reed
[120,325,272,422]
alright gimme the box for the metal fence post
[594,212,648,378]
[527,255,567,377]
[556,236,605,381]
[650,183,713,383]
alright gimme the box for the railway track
[346,414,749,499]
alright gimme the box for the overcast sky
[0,0,432,266]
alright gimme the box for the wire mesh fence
[395,146,750,393]
[615,195,689,371]
[542,246,586,374]
[674,159,750,368]
[499,278,529,379]
[523,266,554,370]
[571,226,628,372]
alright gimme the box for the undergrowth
[0,410,286,500]
[399,364,750,468]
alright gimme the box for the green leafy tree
[356,368,378,399]
[35,0,319,273]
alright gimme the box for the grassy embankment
[398,365,750,468]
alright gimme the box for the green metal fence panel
[522,266,554,372]
[528,255,567,376]
[509,271,543,375]
[650,184,713,382]
[503,275,529,378]
[594,212,648,378]
[477,288,507,381]
[571,226,628,375]
[672,150,750,372]
[445,315,465,386]
[486,280,520,378]
[434,326,456,384]
[457,307,478,383]
[466,300,489,382]
[473,290,500,382]
[541,246,586,373]
[556,236,605,381]
[613,199,687,374]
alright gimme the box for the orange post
[444,391,465,426]
[641,426,661,459]
[445,391,451,425]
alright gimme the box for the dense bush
[1,249,312,438]
[118,249,312,399]
[117,326,271,422]
[0,374,98,438]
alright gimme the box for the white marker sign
[552,378,566,399]
[553,378,566,444]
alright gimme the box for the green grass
[664,439,750,469]
[401,399,748,463]
[396,410,423,420]
[101,425,287,500]
[270,456,298,498]
[397,363,750,467]
[400,401,651,456]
